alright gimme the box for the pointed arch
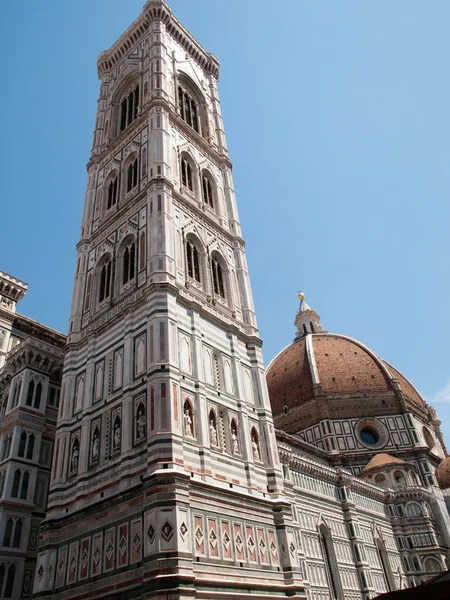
[26,379,34,406]
[18,431,27,457]
[26,433,35,460]
[3,518,13,546]
[223,358,233,394]
[118,235,136,289]
[375,537,395,592]
[319,523,344,599]
[34,382,42,409]
[185,233,203,285]
[135,337,146,376]
[20,471,29,499]
[177,72,208,139]
[4,563,15,598]
[112,71,140,137]
[11,469,21,497]
[210,250,228,300]
[96,253,112,305]
[75,376,85,413]
[12,518,22,548]
[201,169,217,210]
[179,151,198,195]
[104,169,119,212]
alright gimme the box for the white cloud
[433,381,450,404]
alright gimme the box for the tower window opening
[310,321,315,333]
[122,242,136,285]
[127,159,138,192]
[211,258,225,298]
[99,260,112,303]
[107,176,118,209]
[120,85,139,132]
[186,241,200,283]
[202,175,214,208]
[178,85,199,133]
[181,158,193,191]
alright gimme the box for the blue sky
[1,1,450,440]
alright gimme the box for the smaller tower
[0,271,28,369]
[0,270,65,598]
[294,291,325,339]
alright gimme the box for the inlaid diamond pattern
[209,528,218,548]
[133,532,141,552]
[195,526,204,547]
[147,524,155,544]
[105,541,114,561]
[119,536,127,555]
[93,547,101,565]
[161,520,174,542]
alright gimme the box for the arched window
[12,519,22,548]
[127,158,138,192]
[302,323,307,336]
[18,432,27,458]
[98,260,112,303]
[412,556,420,571]
[122,241,136,285]
[394,470,406,487]
[202,173,214,208]
[406,502,423,518]
[181,157,193,191]
[11,470,21,498]
[11,380,21,408]
[20,471,29,499]
[34,382,42,409]
[4,564,15,598]
[26,434,35,460]
[120,85,139,132]
[376,538,395,592]
[424,557,441,574]
[26,380,34,406]
[178,84,199,133]
[107,175,118,210]
[375,473,387,488]
[3,518,13,546]
[0,565,5,594]
[211,256,225,298]
[186,240,201,283]
[319,524,343,599]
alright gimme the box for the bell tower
[34,2,305,598]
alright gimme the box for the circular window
[355,418,388,449]
[360,428,379,445]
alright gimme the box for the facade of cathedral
[16,2,450,600]
[0,271,64,598]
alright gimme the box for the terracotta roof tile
[361,453,405,473]
[267,340,314,415]
[312,336,391,395]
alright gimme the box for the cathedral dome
[266,294,427,434]
[435,457,450,490]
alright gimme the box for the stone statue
[71,444,79,472]
[209,419,218,446]
[113,421,121,450]
[137,409,146,440]
[252,437,260,461]
[184,407,193,436]
[92,432,100,461]
[231,429,239,454]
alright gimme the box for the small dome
[435,457,450,489]
[361,453,405,474]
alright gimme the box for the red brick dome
[266,333,426,430]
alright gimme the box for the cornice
[97,0,220,80]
